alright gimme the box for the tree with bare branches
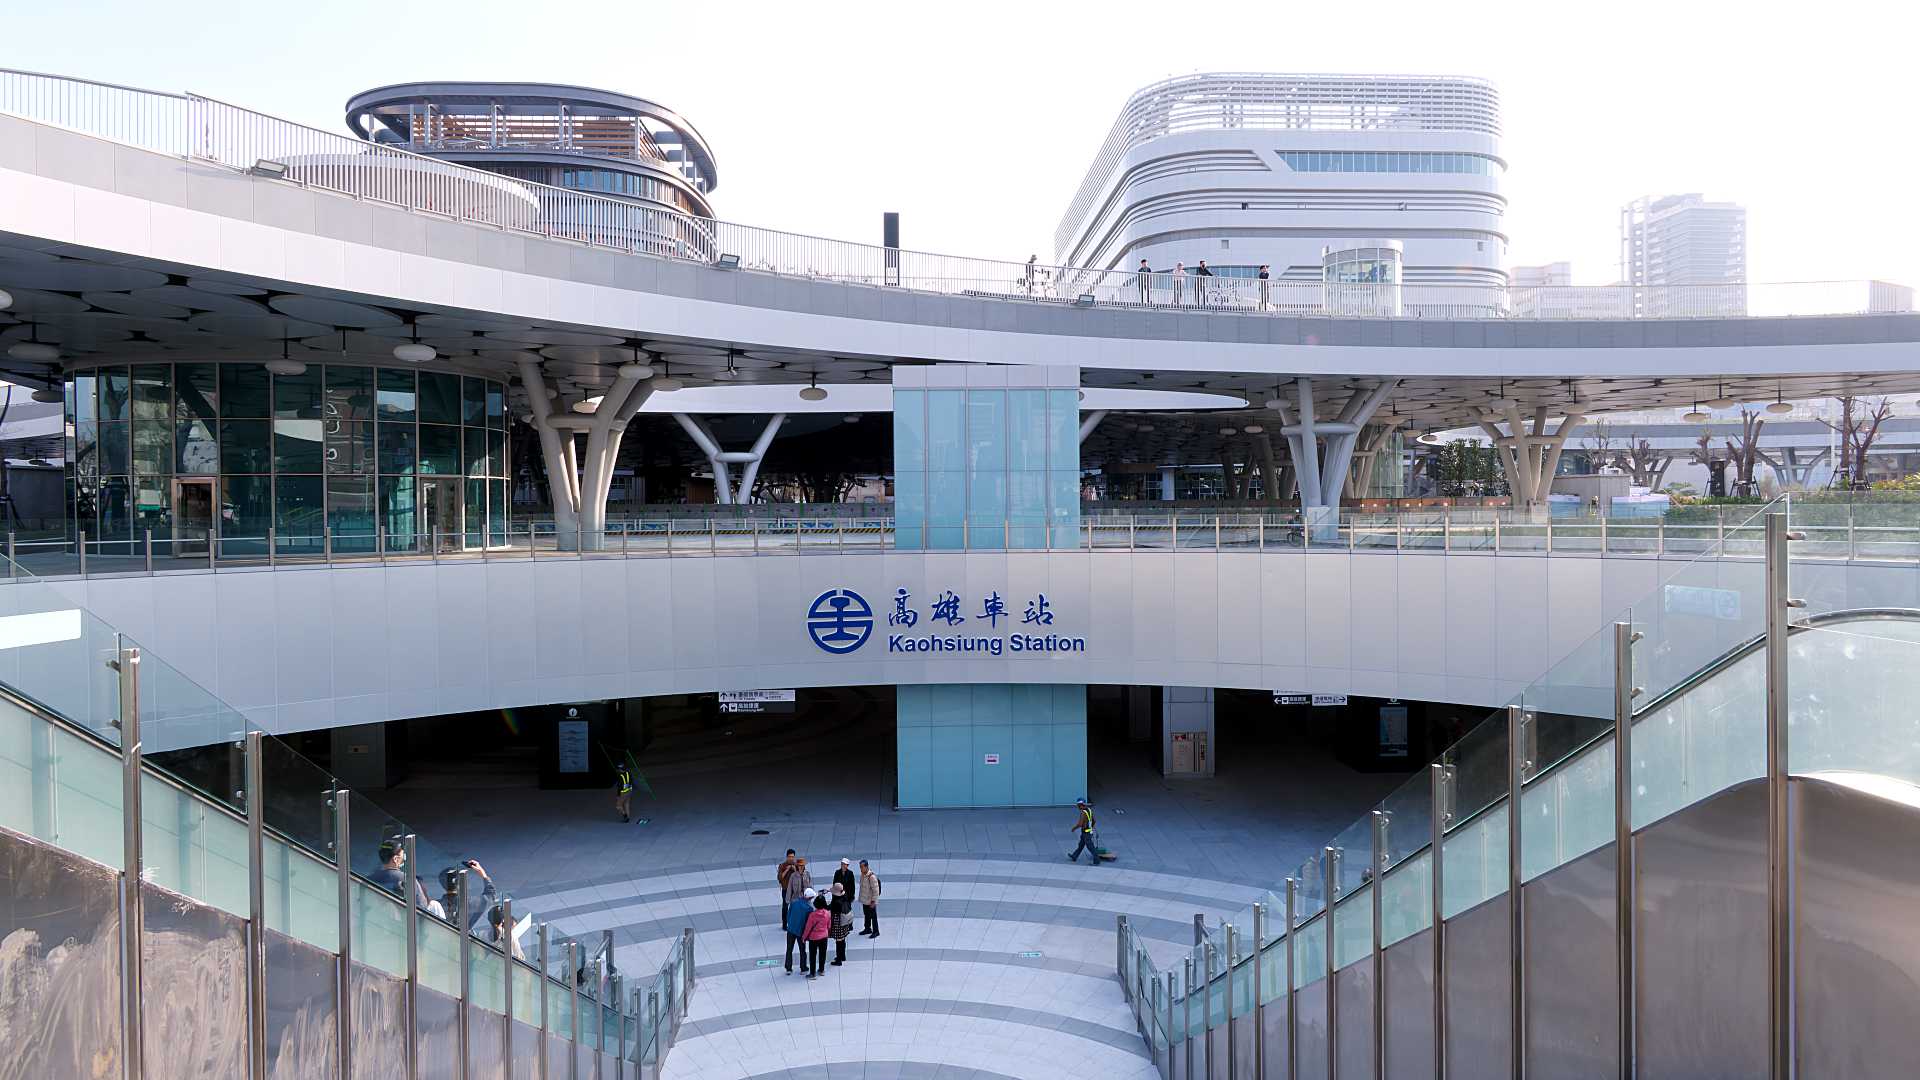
[1582,420,1617,471]
[1722,410,1767,497]
[1624,438,1668,488]
[1821,396,1894,489]
[1691,430,1729,496]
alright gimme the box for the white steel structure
[1054,73,1508,315]
[1621,193,1748,317]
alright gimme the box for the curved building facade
[345,81,718,218]
[1054,73,1508,315]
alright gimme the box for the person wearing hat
[828,882,854,966]
[1066,799,1100,865]
[832,857,857,903]
[784,886,818,975]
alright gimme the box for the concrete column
[1160,686,1215,779]
[1078,410,1108,443]
[1159,466,1176,501]
[1475,408,1587,514]
[517,357,581,549]
[672,413,785,506]
[577,367,647,549]
[734,414,787,502]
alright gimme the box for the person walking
[828,882,854,966]
[804,893,832,979]
[613,759,633,822]
[1136,259,1153,304]
[776,850,800,925]
[858,859,882,938]
[1258,265,1271,311]
[1193,261,1214,307]
[784,887,817,975]
[1066,798,1101,865]
[1171,262,1186,306]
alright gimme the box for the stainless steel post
[1396,514,1403,552]
[1492,514,1500,553]
[6,529,14,575]
[246,732,267,1080]
[539,924,551,1080]
[1444,509,1452,552]
[1601,513,1609,554]
[378,525,386,559]
[144,528,153,572]
[682,927,694,1010]
[79,529,87,576]
[1184,955,1196,1078]
[404,834,420,1080]
[1372,809,1386,1080]
[1544,517,1553,554]
[1509,704,1528,1080]
[324,526,333,562]
[502,899,514,1078]
[612,974,626,1080]
[333,789,352,1080]
[1657,517,1665,555]
[1252,903,1266,1080]
[1764,512,1797,1079]
[1116,914,1129,996]
[457,871,472,1080]
[1324,846,1337,1080]
[117,639,145,1080]
[1285,877,1298,1080]
[1612,623,1638,1077]
[1431,761,1449,1080]
[569,942,581,1080]
[268,527,276,566]
[1225,923,1239,1080]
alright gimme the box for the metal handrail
[0,67,1899,322]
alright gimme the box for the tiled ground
[386,719,1402,1079]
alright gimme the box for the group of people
[1134,259,1274,310]
[370,845,525,957]
[777,850,882,978]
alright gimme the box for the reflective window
[133,365,171,420]
[220,365,270,418]
[275,475,325,554]
[100,368,132,422]
[273,369,322,420]
[419,373,461,425]
[326,422,374,476]
[418,425,460,475]
[220,475,271,554]
[220,420,271,474]
[1278,150,1496,174]
[461,378,487,426]
[176,419,217,475]
[376,369,416,422]
[176,364,218,422]
[377,422,417,474]
[274,419,325,473]
[98,422,130,475]
[326,477,375,553]
[325,366,373,422]
[132,421,172,476]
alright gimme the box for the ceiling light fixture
[619,345,654,380]
[712,350,740,381]
[265,336,307,377]
[1682,402,1712,423]
[651,361,684,393]
[0,288,13,310]
[572,395,604,414]
[31,387,62,403]
[1766,384,1793,415]
[1218,426,1237,437]
[6,322,58,363]
[1242,424,1264,434]
[843,414,861,424]
[1705,381,1735,410]
[1488,382,1518,412]
[393,317,435,363]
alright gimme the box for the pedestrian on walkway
[829,882,854,966]
[1136,259,1153,304]
[1171,263,1186,305]
[1193,261,1214,306]
[1258,266,1271,311]
[1066,798,1101,865]
[833,857,856,901]
[613,760,633,822]
[784,887,817,975]
[776,850,800,925]
[804,893,831,979]
[858,859,882,937]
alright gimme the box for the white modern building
[1053,73,1509,315]
[1621,193,1748,316]
[1509,261,1632,319]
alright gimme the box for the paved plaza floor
[384,715,1403,1079]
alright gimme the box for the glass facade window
[1277,150,1498,175]
[64,364,508,556]
[895,381,1080,551]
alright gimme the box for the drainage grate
[751,829,770,835]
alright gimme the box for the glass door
[420,478,461,553]
[172,478,214,558]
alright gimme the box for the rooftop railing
[17,499,1920,577]
[1,67,1906,322]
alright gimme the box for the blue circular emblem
[806,589,874,654]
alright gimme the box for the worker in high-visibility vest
[1066,798,1101,865]
[614,762,634,822]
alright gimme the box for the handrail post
[116,638,145,1080]
[1396,513,1403,552]
[501,899,514,1077]
[1600,513,1609,554]
[683,926,694,1010]
[1117,913,1129,996]
[1224,922,1239,1079]
[404,834,420,1080]
[1323,846,1337,1080]
[1252,903,1266,1080]
[79,528,87,576]
[1613,623,1638,1077]
[1544,517,1553,554]
[324,525,333,562]
[646,990,659,1077]
[144,528,153,573]
[1372,808,1387,1080]
[1508,704,1528,1080]
[245,732,267,1080]
[458,870,472,1080]
[1184,954,1196,1078]
[333,787,352,1080]
[569,942,581,1080]
[1657,517,1665,556]
[6,529,14,576]
[537,925,550,1080]
[1431,761,1449,1080]
[1285,877,1298,1080]
[612,973,626,1079]
[1492,514,1500,554]
[1444,508,1452,552]
[1764,512,1796,1079]
[268,526,276,566]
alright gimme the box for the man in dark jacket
[784,887,817,974]
[833,857,857,901]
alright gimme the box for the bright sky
[10,0,1919,288]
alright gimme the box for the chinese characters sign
[810,587,1086,656]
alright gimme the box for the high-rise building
[1620,193,1747,316]
[1053,74,1508,316]
[1509,261,1632,319]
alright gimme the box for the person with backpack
[1066,799,1101,866]
[784,887,817,975]
[858,859,882,937]
[803,893,832,979]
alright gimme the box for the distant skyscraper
[1620,194,1747,316]
[1509,262,1631,319]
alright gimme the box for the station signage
[719,690,797,714]
[1275,693,1348,707]
[806,587,1088,657]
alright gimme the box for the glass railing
[0,549,697,1075]
[20,496,1920,574]
[1130,501,1920,1077]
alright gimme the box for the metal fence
[0,67,1900,322]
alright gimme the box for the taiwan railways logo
[805,589,875,654]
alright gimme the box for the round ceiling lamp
[6,322,57,363]
[392,317,435,363]
[651,361,684,393]
[798,373,827,401]
[1682,402,1712,423]
[265,337,307,377]
[1486,382,1518,412]
[1417,431,1441,445]
[1705,382,1736,410]
[1766,385,1793,415]
[842,414,861,424]
[620,346,654,380]
[1242,424,1264,434]
[572,395,604,414]
[0,288,13,310]
[31,386,62,403]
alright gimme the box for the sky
[9,0,1919,289]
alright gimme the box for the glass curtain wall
[64,363,508,557]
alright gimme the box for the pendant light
[1682,401,1711,423]
[393,317,435,363]
[0,288,13,311]
[651,360,684,393]
[712,350,740,381]
[6,321,58,363]
[1766,384,1793,415]
[618,345,654,380]
[31,386,62,403]
[798,372,827,401]
[266,335,307,377]
[1487,381,1517,412]
[1705,381,1735,410]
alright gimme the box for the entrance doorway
[420,479,461,553]
[172,478,214,558]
